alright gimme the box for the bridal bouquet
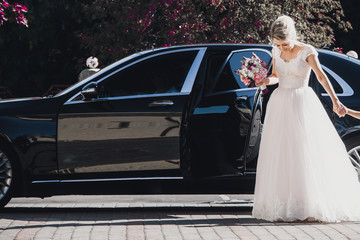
[235,53,268,94]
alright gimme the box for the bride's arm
[307,54,346,116]
[255,59,279,86]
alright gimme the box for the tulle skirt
[252,86,360,222]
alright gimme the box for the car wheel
[0,149,16,208]
[345,136,360,182]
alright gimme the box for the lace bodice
[272,43,318,89]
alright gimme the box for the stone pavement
[0,196,360,240]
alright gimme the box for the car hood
[0,97,43,103]
[0,96,62,116]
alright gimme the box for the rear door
[185,48,272,177]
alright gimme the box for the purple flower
[254,21,262,28]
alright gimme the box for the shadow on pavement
[1,206,252,213]
[0,206,323,232]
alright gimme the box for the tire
[0,149,17,208]
[344,135,360,182]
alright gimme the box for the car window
[98,51,198,98]
[204,54,229,94]
[310,69,343,95]
[212,50,272,92]
[317,52,359,97]
[321,71,343,94]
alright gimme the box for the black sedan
[0,44,360,208]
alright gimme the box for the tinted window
[98,51,198,97]
[321,71,343,94]
[205,54,229,93]
[318,52,360,95]
[213,50,272,92]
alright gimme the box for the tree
[334,0,360,55]
[78,0,351,67]
[0,0,91,96]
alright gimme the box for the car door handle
[236,96,248,101]
[148,100,174,108]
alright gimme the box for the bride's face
[273,38,293,52]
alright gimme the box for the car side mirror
[81,82,98,101]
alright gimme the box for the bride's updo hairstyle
[271,15,297,41]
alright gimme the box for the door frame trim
[32,176,184,184]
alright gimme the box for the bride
[252,15,360,222]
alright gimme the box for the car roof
[318,48,360,65]
[57,43,359,98]
[149,43,272,52]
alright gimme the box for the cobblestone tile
[313,223,348,240]
[296,224,331,239]
[278,224,312,239]
[329,223,360,239]
[0,201,359,240]
[247,225,277,240]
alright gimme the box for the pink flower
[334,47,343,53]
[253,68,268,83]
[240,75,251,86]
[2,0,9,7]
[162,0,174,4]
[253,73,263,83]
[15,3,27,12]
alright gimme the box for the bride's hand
[333,100,346,117]
[255,79,266,87]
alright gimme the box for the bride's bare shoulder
[297,42,316,51]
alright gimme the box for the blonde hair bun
[271,15,297,41]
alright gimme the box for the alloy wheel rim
[348,146,360,181]
[0,151,12,200]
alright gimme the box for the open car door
[182,48,272,178]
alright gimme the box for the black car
[0,44,360,208]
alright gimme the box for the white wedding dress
[252,43,360,222]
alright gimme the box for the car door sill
[32,176,184,184]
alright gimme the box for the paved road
[0,195,359,239]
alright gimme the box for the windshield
[55,78,88,97]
